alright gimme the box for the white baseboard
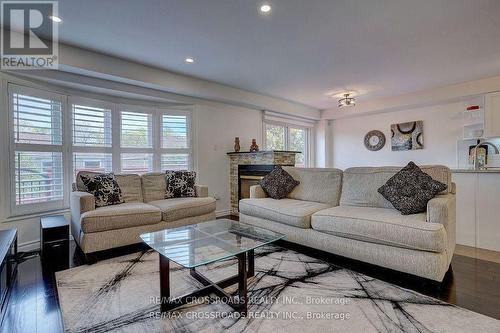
[18,239,40,252]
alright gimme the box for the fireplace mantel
[228,150,300,214]
[226,150,301,155]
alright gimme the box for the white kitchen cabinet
[453,173,476,246]
[485,92,500,138]
[452,172,500,251]
[476,174,500,251]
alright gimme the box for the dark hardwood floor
[1,216,500,333]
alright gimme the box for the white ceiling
[53,0,500,109]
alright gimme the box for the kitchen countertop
[452,168,500,173]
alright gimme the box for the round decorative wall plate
[364,130,386,151]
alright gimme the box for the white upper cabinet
[484,91,500,138]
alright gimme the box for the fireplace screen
[238,165,275,204]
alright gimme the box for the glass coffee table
[140,219,285,314]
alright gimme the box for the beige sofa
[71,172,216,256]
[239,166,456,282]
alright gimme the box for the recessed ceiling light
[185,57,195,63]
[49,15,62,23]
[260,4,272,13]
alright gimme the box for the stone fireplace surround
[227,151,299,214]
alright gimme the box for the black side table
[0,229,17,325]
[40,215,69,272]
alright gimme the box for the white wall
[331,101,466,169]
[196,102,262,214]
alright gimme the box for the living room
[0,1,500,332]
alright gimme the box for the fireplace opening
[238,165,275,204]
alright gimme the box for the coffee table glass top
[140,219,284,268]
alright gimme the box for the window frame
[8,84,69,216]
[263,120,310,167]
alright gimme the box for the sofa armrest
[195,185,209,198]
[250,185,267,199]
[71,191,95,215]
[427,194,456,253]
[70,191,95,243]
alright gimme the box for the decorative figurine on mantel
[250,139,259,152]
[234,137,240,152]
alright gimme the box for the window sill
[2,207,70,224]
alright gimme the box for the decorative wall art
[364,130,386,151]
[391,121,424,151]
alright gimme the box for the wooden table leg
[160,255,170,312]
[237,252,248,315]
[248,249,254,277]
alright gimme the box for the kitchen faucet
[472,141,500,170]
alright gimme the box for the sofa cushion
[239,198,331,229]
[79,173,124,208]
[141,172,167,202]
[148,197,216,222]
[378,162,448,215]
[165,170,197,198]
[115,174,143,202]
[340,165,451,209]
[260,166,300,199]
[311,206,446,252]
[81,203,162,233]
[283,167,343,206]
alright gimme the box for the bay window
[7,83,194,216]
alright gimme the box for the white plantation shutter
[73,153,112,178]
[9,85,66,213]
[160,111,192,171]
[161,153,189,170]
[162,115,188,148]
[72,104,112,147]
[15,152,64,205]
[13,93,62,145]
[70,98,114,179]
[119,107,155,174]
[121,153,153,174]
[121,111,153,148]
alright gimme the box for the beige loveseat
[239,166,456,282]
[71,172,216,255]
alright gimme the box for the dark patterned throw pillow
[165,170,196,198]
[260,166,300,200]
[378,162,447,215]
[80,173,124,208]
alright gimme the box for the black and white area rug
[56,245,500,333]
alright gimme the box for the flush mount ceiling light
[49,15,62,23]
[185,57,195,64]
[260,4,272,13]
[338,93,356,108]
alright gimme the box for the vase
[250,139,259,152]
[234,137,240,152]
